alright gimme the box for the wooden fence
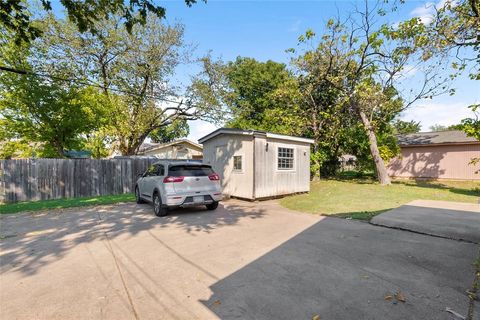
[0,158,157,203]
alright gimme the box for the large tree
[189,56,304,135]
[1,0,201,44]
[0,28,108,158]
[30,14,215,155]
[291,2,448,184]
[399,0,479,80]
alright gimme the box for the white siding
[202,134,255,199]
[202,133,311,199]
[254,137,311,198]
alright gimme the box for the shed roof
[138,139,203,154]
[397,130,478,146]
[198,128,315,144]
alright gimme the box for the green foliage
[0,193,135,215]
[429,123,464,132]
[17,14,208,156]
[279,179,479,220]
[150,119,190,143]
[392,120,421,134]
[0,0,200,44]
[191,56,304,135]
[446,123,465,130]
[429,124,448,132]
[462,105,480,140]
[81,131,111,159]
[0,140,36,159]
[224,57,303,135]
[394,0,479,80]
[461,104,480,172]
[0,73,108,157]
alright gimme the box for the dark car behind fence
[0,158,158,203]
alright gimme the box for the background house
[137,139,203,160]
[199,128,314,200]
[387,130,480,180]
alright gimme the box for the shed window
[233,155,243,171]
[278,147,294,170]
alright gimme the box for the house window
[278,147,294,170]
[233,155,243,171]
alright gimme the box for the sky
[52,0,480,142]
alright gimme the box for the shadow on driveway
[201,217,478,320]
[0,201,265,276]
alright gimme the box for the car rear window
[168,165,214,177]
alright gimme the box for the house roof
[198,128,315,144]
[397,130,478,146]
[138,139,203,154]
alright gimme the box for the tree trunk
[51,139,64,158]
[358,110,391,185]
[311,110,321,181]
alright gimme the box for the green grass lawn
[0,193,135,215]
[280,179,480,220]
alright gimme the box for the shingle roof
[397,130,478,146]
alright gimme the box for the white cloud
[410,2,436,24]
[410,0,456,24]
[400,101,472,131]
[187,120,219,143]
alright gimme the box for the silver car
[135,161,222,216]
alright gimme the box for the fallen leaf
[213,300,221,306]
[384,295,393,301]
[312,315,321,320]
[395,291,406,303]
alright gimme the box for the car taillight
[163,176,184,183]
[208,173,220,181]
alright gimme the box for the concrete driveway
[370,200,480,244]
[0,199,478,320]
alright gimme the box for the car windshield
[168,165,214,177]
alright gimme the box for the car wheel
[135,187,145,204]
[153,193,168,217]
[206,201,219,210]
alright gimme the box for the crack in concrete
[369,221,479,245]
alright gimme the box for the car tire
[206,201,219,210]
[153,193,168,217]
[135,187,145,204]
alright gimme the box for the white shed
[199,128,314,200]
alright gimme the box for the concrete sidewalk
[371,200,480,243]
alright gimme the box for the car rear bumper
[165,193,222,207]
